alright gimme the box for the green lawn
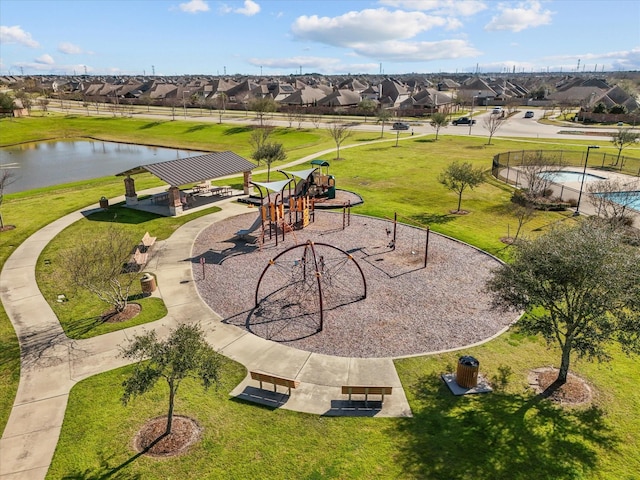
[1,116,638,479]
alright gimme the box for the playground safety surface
[193,211,517,358]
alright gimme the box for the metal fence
[491,149,640,207]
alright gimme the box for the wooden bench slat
[342,385,392,406]
[250,371,300,395]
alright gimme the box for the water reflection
[0,139,204,194]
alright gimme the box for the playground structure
[252,240,367,339]
[236,161,339,245]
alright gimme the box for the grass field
[1,115,638,479]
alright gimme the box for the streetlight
[574,145,600,215]
[182,90,190,120]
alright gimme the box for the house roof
[116,151,255,187]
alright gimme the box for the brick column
[124,175,138,205]
[243,170,253,195]
[168,186,183,216]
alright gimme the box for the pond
[0,140,205,194]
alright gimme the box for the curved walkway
[0,193,412,480]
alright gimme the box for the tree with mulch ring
[528,368,594,406]
[487,220,640,387]
[121,323,223,456]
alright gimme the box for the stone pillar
[168,186,183,216]
[124,175,138,205]
[243,170,253,195]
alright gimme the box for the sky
[1,0,639,77]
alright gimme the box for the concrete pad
[203,322,247,350]
[297,353,350,386]
[347,357,402,387]
[218,332,280,367]
[441,373,493,395]
[70,349,132,381]
[250,343,312,379]
[1,396,68,438]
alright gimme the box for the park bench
[140,231,156,252]
[342,385,392,406]
[250,370,300,395]
[125,248,148,273]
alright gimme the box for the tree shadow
[390,372,617,479]
[59,432,168,479]
[85,206,162,224]
[138,121,165,130]
[415,138,436,143]
[410,212,456,225]
[184,124,211,133]
[222,126,253,135]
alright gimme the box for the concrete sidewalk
[0,194,411,480]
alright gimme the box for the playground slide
[236,214,262,236]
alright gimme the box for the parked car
[392,122,410,130]
[451,117,476,126]
[524,111,535,118]
[492,107,503,114]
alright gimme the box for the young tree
[328,123,352,160]
[249,97,277,127]
[65,224,140,315]
[249,126,274,164]
[487,222,640,386]
[358,99,376,123]
[429,112,449,140]
[215,92,227,124]
[482,113,506,145]
[0,170,16,229]
[121,323,223,435]
[611,128,640,166]
[252,142,286,181]
[376,109,392,138]
[438,161,485,213]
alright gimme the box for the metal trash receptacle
[140,273,156,294]
[99,196,109,209]
[456,356,479,388]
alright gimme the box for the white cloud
[292,8,448,46]
[58,42,82,54]
[248,55,379,74]
[379,0,487,16]
[35,54,55,65]
[220,0,260,16]
[0,25,40,47]
[353,39,481,62]
[485,1,553,33]
[179,0,209,14]
[540,47,640,72]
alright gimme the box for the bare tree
[309,115,322,128]
[588,178,640,227]
[215,92,227,123]
[328,123,353,160]
[506,201,536,244]
[0,170,16,229]
[611,128,640,166]
[483,114,506,145]
[517,151,565,199]
[65,224,140,316]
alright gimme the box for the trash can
[99,196,109,209]
[456,355,479,388]
[140,273,156,294]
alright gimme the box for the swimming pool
[538,170,607,183]
[596,191,640,212]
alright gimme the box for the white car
[492,107,503,114]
